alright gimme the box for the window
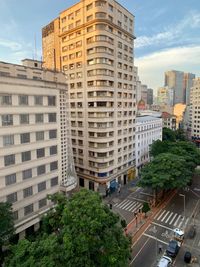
[5,173,16,185]
[13,211,18,220]
[51,176,58,187]
[36,131,44,141]
[39,198,47,208]
[37,148,45,158]
[87,15,93,22]
[21,151,31,162]
[22,169,32,180]
[3,135,14,146]
[4,154,15,166]
[34,96,43,105]
[86,3,92,10]
[19,95,28,105]
[24,204,33,215]
[50,161,58,171]
[49,129,57,139]
[2,114,13,126]
[20,133,30,144]
[38,181,46,192]
[37,165,46,175]
[50,145,57,155]
[35,114,44,123]
[48,113,56,122]
[20,114,29,124]
[6,192,17,203]
[1,94,12,105]
[48,96,56,106]
[23,186,33,198]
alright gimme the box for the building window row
[0,95,56,106]
[1,113,57,126]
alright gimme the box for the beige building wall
[0,59,76,237]
[42,0,136,193]
[190,78,200,140]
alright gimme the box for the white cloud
[135,45,200,93]
[135,11,200,48]
[0,39,22,51]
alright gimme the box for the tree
[162,127,176,142]
[6,190,131,267]
[0,202,14,264]
[150,140,170,158]
[175,128,187,141]
[139,153,192,191]
[142,202,150,217]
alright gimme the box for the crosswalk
[154,209,189,228]
[114,199,143,213]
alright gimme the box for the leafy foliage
[142,202,150,216]
[139,153,192,190]
[6,190,131,267]
[162,127,176,142]
[0,202,14,246]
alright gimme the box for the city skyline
[0,0,200,92]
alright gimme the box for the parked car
[157,255,172,267]
[166,240,179,257]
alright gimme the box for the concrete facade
[0,59,77,237]
[135,116,162,174]
[42,0,137,193]
[190,78,200,142]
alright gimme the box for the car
[184,251,191,263]
[157,255,172,267]
[166,240,179,257]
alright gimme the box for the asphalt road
[129,187,200,267]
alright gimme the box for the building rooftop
[136,115,162,123]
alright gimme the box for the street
[108,180,200,266]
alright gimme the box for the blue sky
[0,0,200,92]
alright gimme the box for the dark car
[166,240,179,257]
[184,251,191,263]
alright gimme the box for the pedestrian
[118,183,121,194]
[108,188,111,197]
[158,244,162,254]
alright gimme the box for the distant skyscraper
[184,73,195,105]
[141,84,148,107]
[165,70,184,105]
[42,0,136,193]
[147,88,153,106]
[157,87,170,105]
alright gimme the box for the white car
[157,255,172,267]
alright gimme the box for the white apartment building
[190,78,200,143]
[135,116,162,174]
[0,59,77,238]
[42,0,137,194]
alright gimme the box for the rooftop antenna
[34,33,37,60]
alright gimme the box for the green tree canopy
[139,153,192,191]
[162,127,176,142]
[150,140,170,158]
[6,190,131,267]
[0,202,14,264]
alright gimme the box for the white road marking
[174,214,182,226]
[184,217,189,228]
[143,233,168,245]
[131,203,143,213]
[123,201,136,210]
[157,210,166,221]
[126,202,138,211]
[118,200,131,209]
[114,198,127,207]
[165,212,173,223]
[130,237,150,265]
[151,221,174,232]
[169,213,177,225]
[161,211,170,222]
[177,218,184,228]
[154,209,162,219]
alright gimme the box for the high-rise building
[0,59,77,238]
[184,73,195,105]
[42,0,136,193]
[190,78,200,143]
[165,70,184,105]
[147,88,153,106]
[157,87,170,105]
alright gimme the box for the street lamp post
[179,193,185,218]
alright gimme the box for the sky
[0,0,200,93]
